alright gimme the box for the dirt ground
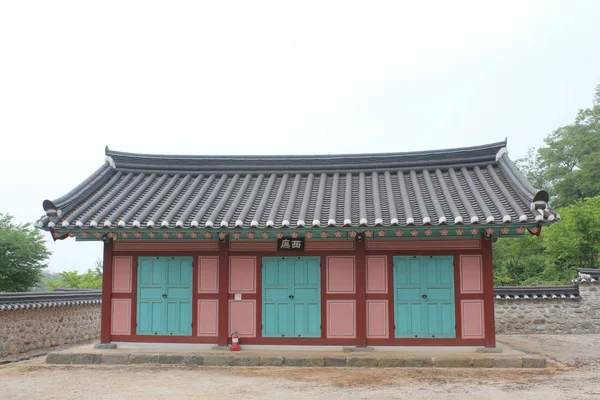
[1,335,600,400]
[497,334,600,366]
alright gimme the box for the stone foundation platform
[46,344,546,368]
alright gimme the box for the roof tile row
[36,141,558,231]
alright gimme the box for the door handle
[421,294,427,300]
[162,294,167,299]
[288,295,294,300]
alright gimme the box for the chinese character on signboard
[277,237,305,251]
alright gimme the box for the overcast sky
[1,1,599,273]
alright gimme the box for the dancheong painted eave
[35,140,559,233]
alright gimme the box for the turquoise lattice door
[393,256,455,338]
[137,256,192,336]
[262,257,321,338]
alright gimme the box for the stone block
[343,347,374,352]
[259,356,284,366]
[8,344,18,355]
[158,354,185,365]
[494,358,523,368]
[473,358,495,368]
[101,353,130,365]
[347,357,378,367]
[324,356,347,367]
[404,357,434,368]
[434,357,473,368]
[183,355,204,366]
[476,347,503,353]
[309,356,325,367]
[129,354,159,364]
[203,355,234,366]
[71,353,102,365]
[283,356,310,367]
[377,358,404,368]
[45,352,73,364]
[522,357,547,368]
[233,355,261,367]
[94,343,117,350]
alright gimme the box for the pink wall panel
[199,257,219,293]
[366,256,387,293]
[197,300,219,336]
[460,255,483,293]
[112,257,132,293]
[229,257,256,293]
[111,299,131,335]
[327,257,355,294]
[327,300,356,338]
[366,300,388,338]
[461,300,485,339]
[229,300,256,338]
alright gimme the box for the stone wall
[0,283,597,357]
[495,284,600,334]
[0,305,101,358]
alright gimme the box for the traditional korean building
[36,140,557,348]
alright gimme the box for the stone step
[45,352,546,368]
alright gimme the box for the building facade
[36,141,557,347]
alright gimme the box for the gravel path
[1,359,599,399]
[498,334,600,366]
[1,335,599,400]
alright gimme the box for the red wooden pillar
[355,237,367,347]
[217,237,229,347]
[100,238,113,344]
[481,237,497,348]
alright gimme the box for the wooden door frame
[136,256,194,336]
[392,255,456,339]
[261,256,321,338]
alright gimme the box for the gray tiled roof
[494,286,580,300]
[36,141,558,231]
[0,291,102,311]
[573,269,600,284]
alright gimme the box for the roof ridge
[105,140,507,161]
[104,141,508,174]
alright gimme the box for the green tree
[515,148,549,193]
[493,234,553,286]
[493,195,600,286]
[0,213,51,292]
[535,85,600,207]
[46,259,103,290]
[542,196,600,279]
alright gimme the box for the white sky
[1,1,599,273]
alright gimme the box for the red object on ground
[231,333,241,351]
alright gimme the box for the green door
[393,256,455,338]
[262,257,321,338]
[137,256,192,336]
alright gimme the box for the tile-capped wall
[0,305,100,358]
[495,284,600,334]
